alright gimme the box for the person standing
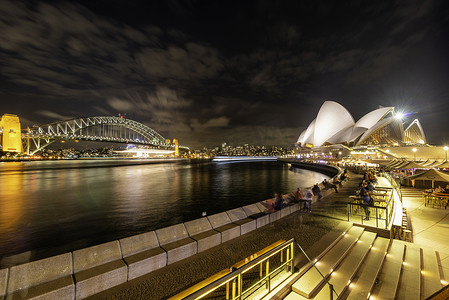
[360,183,371,220]
[303,188,313,212]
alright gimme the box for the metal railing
[381,172,402,202]
[347,172,402,229]
[170,239,295,300]
[347,187,394,229]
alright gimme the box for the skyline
[1,1,449,149]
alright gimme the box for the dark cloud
[0,0,448,149]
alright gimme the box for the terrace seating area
[423,191,449,209]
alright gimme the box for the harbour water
[0,159,329,266]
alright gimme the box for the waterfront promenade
[90,174,361,299]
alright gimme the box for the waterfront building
[296,101,426,149]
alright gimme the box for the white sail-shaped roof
[313,101,355,147]
[300,118,316,146]
[296,101,425,148]
[349,107,394,142]
[354,107,394,129]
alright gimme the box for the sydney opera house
[296,101,426,149]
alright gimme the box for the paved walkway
[401,187,449,279]
[91,174,449,299]
[91,174,362,299]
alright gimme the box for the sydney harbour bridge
[0,114,185,155]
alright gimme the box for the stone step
[344,236,390,300]
[284,291,308,299]
[311,231,377,299]
[421,247,444,298]
[370,239,405,299]
[396,243,421,300]
[291,226,364,298]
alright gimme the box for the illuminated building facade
[297,101,426,149]
[0,114,23,153]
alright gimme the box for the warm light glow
[444,146,448,151]
[412,148,417,152]
[395,112,404,120]
[386,149,390,153]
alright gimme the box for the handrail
[169,239,295,300]
[296,242,338,299]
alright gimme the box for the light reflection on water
[0,159,328,265]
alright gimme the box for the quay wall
[0,161,341,300]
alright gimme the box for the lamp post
[444,146,448,161]
[412,148,417,161]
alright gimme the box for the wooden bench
[119,231,167,280]
[155,224,197,265]
[5,253,74,300]
[207,212,241,243]
[73,241,127,299]
[184,217,221,253]
[226,207,257,235]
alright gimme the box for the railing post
[330,283,334,300]
[238,274,242,300]
[266,260,270,290]
[376,207,379,227]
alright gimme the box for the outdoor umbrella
[406,168,449,188]
[426,161,442,167]
[395,161,428,170]
[388,160,407,169]
[435,161,449,169]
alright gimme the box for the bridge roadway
[88,173,362,299]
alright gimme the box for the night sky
[1,0,449,149]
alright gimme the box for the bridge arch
[23,116,172,155]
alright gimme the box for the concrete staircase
[283,225,445,300]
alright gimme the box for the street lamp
[412,148,417,161]
[444,146,448,161]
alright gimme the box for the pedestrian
[312,184,322,200]
[360,183,371,220]
[295,187,303,203]
[303,188,313,212]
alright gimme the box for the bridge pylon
[0,114,23,153]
